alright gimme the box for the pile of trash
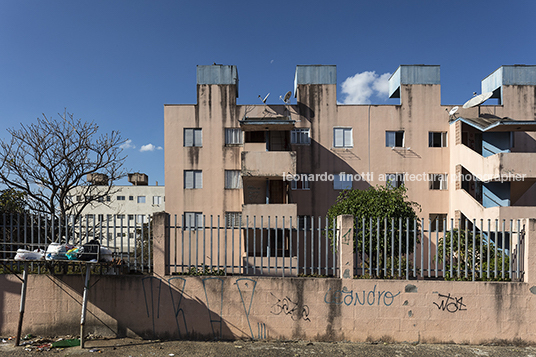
[1,334,83,352]
[13,239,113,262]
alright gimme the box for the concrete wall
[2,274,536,344]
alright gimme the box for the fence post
[153,212,170,277]
[337,215,354,279]
[523,218,536,285]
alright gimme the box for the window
[429,213,447,232]
[106,196,111,202]
[429,174,448,190]
[153,196,163,205]
[429,132,447,147]
[184,212,203,230]
[117,195,125,201]
[98,214,104,222]
[333,128,353,148]
[137,196,146,203]
[224,170,242,189]
[129,196,134,201]
[136,215,145,224]
[291,129,310,145]
[184,128,202,147]
[225,128,243,145]
[334,173,352,190]
[298,216,313,230]
[116,214,125,220]
[128,214,134,220]
[386,131,404,147]
[225,212,242,228]
[76,195,82,202]
[386,173,404,188]
[184,170,203,189]
[291,176,310,190]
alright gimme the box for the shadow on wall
[53,275,236,340]
[0,275,23,335]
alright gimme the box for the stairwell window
[333,128,353,148]
[184,170,203,189]
[224,170,242,189]
[291,129,310,145]
[225,128,243,145]
[225,212,242,228]
[386,131,404,147]
[184,128,202,147]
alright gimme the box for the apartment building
[164,64,536,230]
[69,172,165,233]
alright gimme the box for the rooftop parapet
[482,65,536,104]
[388,64,440,98]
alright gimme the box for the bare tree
[0,110,127,221]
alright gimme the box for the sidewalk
[2,337,536,357]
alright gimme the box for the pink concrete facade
[164,64,536,232]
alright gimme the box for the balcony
[455,189,536,222]
[241,151,296,178]
[241,203,297,228]
[454,144,536,181]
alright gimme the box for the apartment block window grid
[225,212,242,228]
[184,128,202,147]
[386,173,404,188]
[429,174,448,190]
[334,173,353,190]
[291,176,310,190]
[429,132,447,147]
[291,128,311,145]
[184,170,203,189]
[184,212,203,230]
[117,195,125,201]
[224,170,242,189]
[386,131,405,147]
[225,128,243,145]
[333,127,353,148]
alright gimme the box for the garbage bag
[14,249,44,261]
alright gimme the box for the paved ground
[2,337,536,357]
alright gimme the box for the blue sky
[1,0,535,186]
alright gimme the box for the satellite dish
[283,91,292,103]
[462,92,493,109]
[449,106,459,116]
[258,93,270,104]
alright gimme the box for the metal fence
[168,215,525,281]
[0,213,153,274]
[168,215,338,277]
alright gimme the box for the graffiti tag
[433,293,467,313]
[270,293,311,322]
[324,285,400,307]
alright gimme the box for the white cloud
[340,71,392,104]
[140,143,163,152]
[120,139,135,149]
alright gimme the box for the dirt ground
[2,336,536,357]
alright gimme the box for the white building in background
[69,173,165,247]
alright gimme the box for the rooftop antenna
[258,93,270,104]
[462,91,493,116]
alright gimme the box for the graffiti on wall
[235,278,258,339]
[142,276,162,338]
[168,277,189,338]
[270,293,311,322]
[433,292,467,313]
[203,277,224,339]
[324,285,401,307]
